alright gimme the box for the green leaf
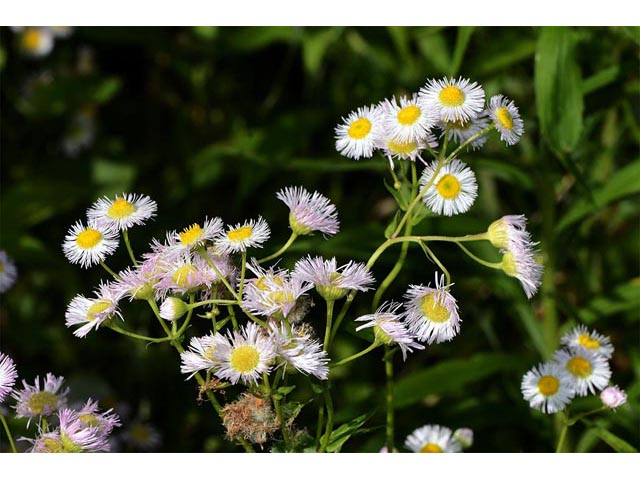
[92,158,136,197]
[321,413,374,453]
[384,211,402,240]
[414,29,450,74]
[574,281,640,324]
[591,427,638,453]
[275,385,296,396]
[302,27,343,76]
[582,65,621,95]
[535,27,584,154]
[449,27,475,77]
[192,26,218,40]
[383,178,409,211]
[556,159,640,231]
[474,39,536,76]
[394,353,524,408]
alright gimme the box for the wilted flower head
[222,393,279,445]
[276,186,340,236]
[405,424,462,453]
[13,373,70,420]
[600,386,627,410]
[0,352,18,404]
[293,256,375,301]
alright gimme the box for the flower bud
[600,386,627,410]
[159,297,188,322]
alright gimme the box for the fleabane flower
[441,115,490,150]
[63,220,119,268]
[488,94,524,146]
[87,193,157,231]
[269,321,329,380]
[560,325,614,360]
[168,217,224,251]
[521,362,575,414]
[420,159,477,216]
[53,408,112,452]
[180,332,224,378]
[0,250,18,294]
[276,186,340,236]
[159,297,190,322]
[212,323,276,385]
[453,428,474,449]
[553,347,612,396]
[405,424,462,453]
[403,274,462,345]
[76,399,122,436]
[600,386,627,410]
[355,302,424,360]
[154,255,218,297]
[379,136,429,166]
[380,94,438,143]
[65,282,124,338]
[335,105,383,160]
[487,215,533,251]
[113,266,158,302]
[13,373,69,420]
[499,243,543,300]
[419,77,485,123]
[215,217,271,254]
[0,352,18,404]
[293,256,375,301]
[17,27,54,58]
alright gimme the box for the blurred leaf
[450,27,475,77]
[574,280,640,324]
[473,39,536,76]
[589,426,638,453]
[286,158,385,173]
[227,27,299,52]
[556,159,640,231]
[582,65,621,95]
[302,28,343,76]
[92,158,136,196]
[383,178,409,211]
[394,353,524,408]
[535,27,584,154]
[414,29,451,74]
[321,412,374,453]
[475,158,535,190]
[192,26,218,40]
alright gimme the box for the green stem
[258,232,298,264]
[197,247,239,301]
[315,396,325,450]
[227,305,239,331]
[0,412,17,453]
[330,342,380,368]
[323,300,335,352]
[567,406,607,426]
[320,385,334,453]
[189,299,239,308]
[100,261,120,279]
[238,250,247,299]
[455,242,503,270]
[264,373,291,450]
[419,242,451,285]
[384,346,395,452]
[108,325,171,343]
[444,124,494,163]
[122,230,138,266]
[556,422,569,453]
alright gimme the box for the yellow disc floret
[578,334,600,350]
[439,86,465,107]
[79,413,101,427]
[179,223,204,245]
[496,107,514,130]
[420,293,450,323]
[172,264,197,288]
[436,174,461,199]
[537,375,559,396]
[28,391,58,415]
[397,105,421,125]
[86,300,112,321]
[230,345,260,373]
[227,226,253,243]
[567,356,592,378]
[76,229,102,249]
[348,118,372,140]
[21,29,44,51]
[420,443,443,453]
[387,139,418,155]
[107,198,137,219]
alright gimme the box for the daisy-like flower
[554,347,612,396]
[54,408,112,452]
[420,159,477,217]
[212,323,276,385]
[76,399,121,436]
[180,332,223,378]
[521,362,575,413]
[560,325,614,360]
[293,255,375,301]
[380,94,438,143]
[499,243,543,300]
[419,77,485,123]
[600,386,627,410]
[168,217,224,251]
[379,136,427,166]
[488,94,524,146]
[62,220,119,269]
[269,321,329,380]
[13,373,69,420]
[154,255,216,297]
[276,186,340,236]
[0,250,18,293]
[87,193,157,231]
[65,282,124,338]
[17,27,54,58]
[215,217,271,254]
[0,352,18,404]
[405,424,462,453]
[355,302,424,360]
[441,115,491,150]
[487,215,533,251]
[113,266,158,302]
[403,274,462,345]
[335,105,384,160]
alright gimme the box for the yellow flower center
[496,107,514,130]
[28,391,58,415]
[448,119,470,130]
[436,174,461,199]
[439,85,465,107]
[79,413,100,427]
[567,356,592,378]
[269,290,295,304]
[42,437,64,453]
[347,118,372,140]
[76,228,102,249]
[107,198,137,219]
[420,293,450,323]
[420,443,443,453]
[578,333,600,350]
[172,264,197,287]
[179,223,204,245]
[230,345,260,373]
[397,105,421,125]
[537,375,559,396]
[227,226,253,242]
[86,300,112,321]
[22,29,44,51]
[387,139,417,155]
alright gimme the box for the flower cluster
[521,325,626,413]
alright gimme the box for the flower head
[419,77,485,123]
[488,94,524,146]
[453,428,474,449]
[560,325,614,360]
[0,352,18,404]
[113,266,158,302]
[168,217,224,251]
[420,159,477,216]
[335,105,384,160]
[293,256,375,301]
[18,27,54,58]
[215,217,271,254]
[276,186,340,236]
[380,94,438,143]
[405,424,462,453]
[600,386,627,410]
[0,250,18,294]
[63,220,119,268]
[13,373,69,420]
[76,399,122,436]
[441,115,490,150]
[521,362,575,414]
[553,347,612,396]
[65,282,124,338]
[87,193,157,231]
[269,321,329,380]
[52,408,112,452]
[500,246,543,300]
[180,332,224,378]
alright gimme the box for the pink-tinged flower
[33,408,113,452]
[65,282,124,338]
[0,352,18,404]
[268,321,329,380]
[600,386,627,410]
[13,373,69,420]
[215,217,271,254]
[76,399,122,435]
[113,266,159,302]
[154,251,232,297]
[276,186,340,236]
[293,255,375,301]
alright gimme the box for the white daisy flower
[335,105,384,160]
[293,255,375,301]
[17,27,54,58]
[65,282,124,338]
[154,255,218,297]
[487,215,533,251]
[355,302,424,360]
[0,352,18,404]
[405,424,462,453]
[62,220,119,269]
[380,94,438,143]
[269,321,330,380]
[440,114,491,150]
[276,186,340,236]
[379,136,428,165]
[0,250,18,293]
[500,242,543,300]
[87,193,157,231]
[521,362,575,414]
[13,373,70,420]
[180,332,224,378]
[600,386,627,410]
[212,323,276,385]
[215,217,271,254]
[419,77,485,123]
[554,347,612,396]
[420,159,477,216]
[560,325,614,360]
[488,94,524,146]
[403,273,461,345]
[168,217,224,251]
